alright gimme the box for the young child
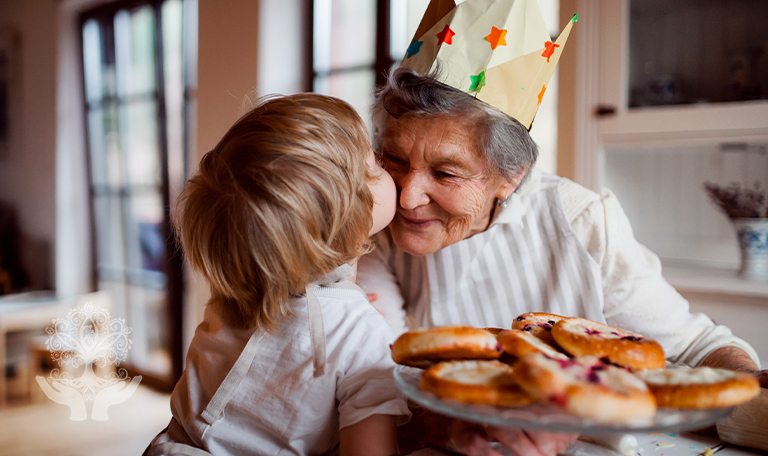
[147,94,408,456]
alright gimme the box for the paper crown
[401,0,576,130]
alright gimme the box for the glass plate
[394,364,735,434]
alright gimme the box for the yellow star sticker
[485,26,507,50]
[537,84,547,105]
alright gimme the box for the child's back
[147,94,406,456]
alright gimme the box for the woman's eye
[383,154,405,167]
[435,170,456,179]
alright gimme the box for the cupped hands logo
[35,303,142,421]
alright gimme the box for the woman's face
[380,116,516,255]
[366,148,397,237]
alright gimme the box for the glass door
[80,0,191,388]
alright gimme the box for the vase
[732,218,768,280]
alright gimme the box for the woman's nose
[398,172,430,210]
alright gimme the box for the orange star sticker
[486,26,507,50]
[436,24,455,45]
[541,41,560,62]
[537,85,547,105]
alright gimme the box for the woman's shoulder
[553,175,602,225]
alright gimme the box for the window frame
[78,0,186,391]
[306,0,394,93]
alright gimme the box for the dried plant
[704,182,767,219]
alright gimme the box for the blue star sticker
[406,40,424,58]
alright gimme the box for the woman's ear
[494,177,520,200]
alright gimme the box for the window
[80,0,195,388]
[312,0,379,124]
[311,0,432,125]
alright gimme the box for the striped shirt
[356,170,760,367]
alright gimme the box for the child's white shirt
[149,268,410,456]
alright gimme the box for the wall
[184,0,261,343]
[0,0,58,290]
[605,144,768,268]
[56,0,99,299]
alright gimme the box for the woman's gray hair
[372,66,538,185]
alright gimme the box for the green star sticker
[469,71,486,93]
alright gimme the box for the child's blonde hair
[176,94,374,331]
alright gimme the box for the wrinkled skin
[379,115,517,256]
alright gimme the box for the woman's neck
[466,198,499,238]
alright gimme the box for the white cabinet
[559,0,768,366]
[595,0,768,146]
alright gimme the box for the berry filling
[599,357,632,372]
[548,393,567,407]
[585,328,601,335]
[545,355,577,369]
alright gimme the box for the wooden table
[0,292,74,406]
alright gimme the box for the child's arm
[340,414,398,456]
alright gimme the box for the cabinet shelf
[599,101,768,147]
[662,261,768,300]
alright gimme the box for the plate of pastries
[391,313,760,433]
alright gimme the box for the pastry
[637,367,760,409]
[511,312,571,345]
[496,329,569,361]
[484,327,506,335]
[551,318,665,371]
[391,326,502,367]
[420,360,533,407]
[514,354,657,423]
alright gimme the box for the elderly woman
[357,68,765,455]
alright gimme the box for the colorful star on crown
[486,26,507,50]
[537,85,547,105]
[406,39,424,58]
[436,24,455,45]
[469,71,486,93]
[401,0,576,130]
[542,41,560,63]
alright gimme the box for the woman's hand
[443,419,576,456]
[700,346,767,387]
[756,370,768,389]
[487,427,576,456]
[399,402,577,456]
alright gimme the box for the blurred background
[0,0,766,454]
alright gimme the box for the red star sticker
[537,85,547,105]
[486,26,507,50]
[541,41,560,62]
[436,24,455,45]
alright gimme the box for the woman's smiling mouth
[398,213,440,227]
